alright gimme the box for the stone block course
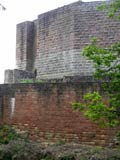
[4,69,35,84]
[5,0,120,83]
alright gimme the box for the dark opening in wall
[34,69,37,79]
[0,97,3,120]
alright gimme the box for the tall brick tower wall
[5,1,120,83]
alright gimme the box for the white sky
[0,0,102,84]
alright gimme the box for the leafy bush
[59,154,75,160]
[0,125,19,144]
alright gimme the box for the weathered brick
[0,82,119,147]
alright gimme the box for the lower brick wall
[0,83,118,146]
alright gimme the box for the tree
[97,0,120,19]
[72,0,120,128]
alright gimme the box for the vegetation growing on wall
[21,79,44,83]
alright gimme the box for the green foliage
[72,92,119,128]
[72,0,120,129]
[82,38,120,80]
[116,131,120,141]
[36,79,45,83]
[73,38,120,127]
[21,79,33,83]
[81,39,120,127]
[97,0,120,19]
[42,155,54,160]
[2,152,12,160]
[56,139,65,145]
[59,154,75,160]
[21,79,45,83]
[0,125,19,144]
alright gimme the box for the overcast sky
[0,0,102,83]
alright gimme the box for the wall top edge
[16,0,106,26]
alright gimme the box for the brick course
[0,82,118,146]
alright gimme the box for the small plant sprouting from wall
[21,79,33,83]
[21,79,45,83]
[56,139,66,145]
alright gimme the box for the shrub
[0,125,19,144]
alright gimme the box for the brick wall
[0,82,118,146]
[15,1,120,80]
